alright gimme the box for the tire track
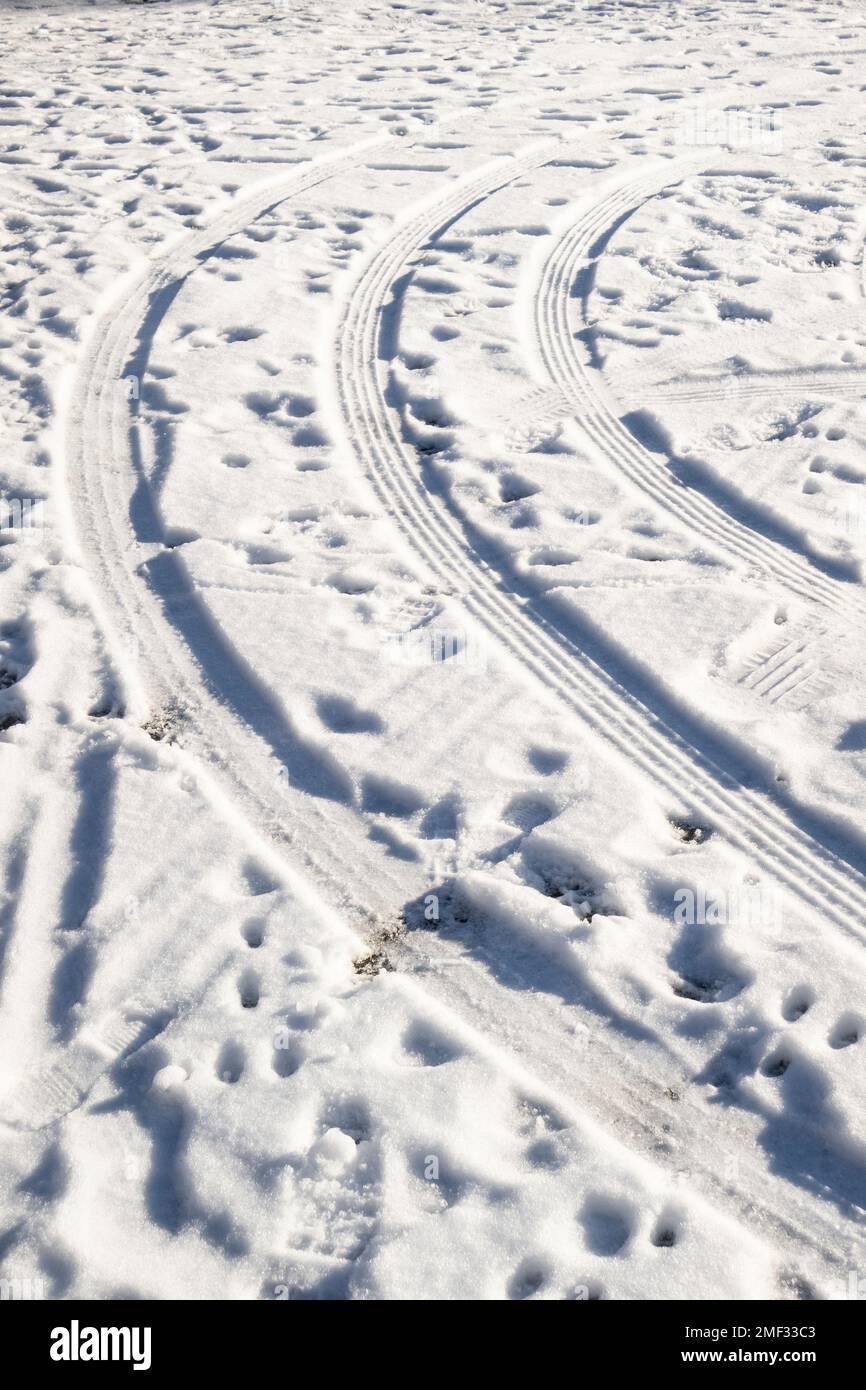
[52,137,864,1289]
[535,160,866,617]
[641,368,866,405]
[333,155,866,937]
[64,134,418,934]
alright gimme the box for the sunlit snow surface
[1,0,866,1300]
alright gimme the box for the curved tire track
[52,139,863,1288]
[535,160,866,617]
[64,136,417,932]
[333,156,866,938]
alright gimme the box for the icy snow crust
[1,0,866,1300]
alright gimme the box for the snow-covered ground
[1,0,866,1301]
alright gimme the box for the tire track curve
[64,134,419,933]
[332,156,866,938]
[51,138,864,1290]
[535,160,866,617]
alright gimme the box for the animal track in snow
[829,1014,863,1049]
[216,1040,246,1084]
[241,918,265,949]
[272,1035,305,1080]
[782,985,816,1022]
[399,1019,463,1068]
[579,1195,635,1257]
[526,745,570,776]
[650,1211,681,1249]
[507,1257,551,1300]
[317,693,385,735]
[238,969,260,1009]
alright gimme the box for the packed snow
[1,0,866,1301]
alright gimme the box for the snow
[0,0,865,1301]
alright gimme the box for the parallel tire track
[535,160,866,619]
[56,140,863,1287]
[334,155,866,938]
[65,136,416,932]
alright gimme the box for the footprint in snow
[829,1014,863,1049]
[274,1104,381,1297]
[579,1195,635,1257]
